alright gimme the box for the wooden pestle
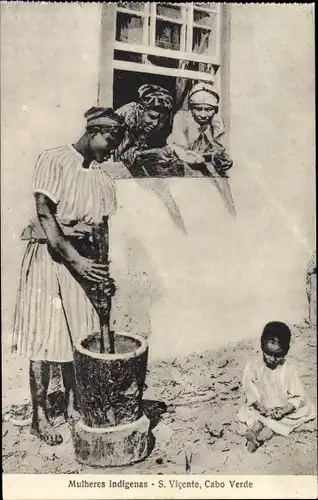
[92,216,115,354]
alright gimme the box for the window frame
[98,2,231,151]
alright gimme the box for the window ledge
[102,161,228,180]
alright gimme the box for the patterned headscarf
[138,84,174,112]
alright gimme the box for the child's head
[260,321,291,370]
[188,83,219,126]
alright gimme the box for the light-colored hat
[189,83,219,107]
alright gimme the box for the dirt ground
[2,323,317,475]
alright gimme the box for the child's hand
[253,401,269,417]
[270,407,285,420]
[280,403,295,418]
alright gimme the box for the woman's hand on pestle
[71,257,110,284]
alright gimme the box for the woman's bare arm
[35,193,109,283]
[35,193,83,265]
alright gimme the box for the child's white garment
[237,358,316,436]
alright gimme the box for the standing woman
[116,84,183,177]
[12,107,125,446]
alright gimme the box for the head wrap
[85,107,125,128]
[138,84,174,112]
[189,83,219,107]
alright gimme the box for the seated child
[237,321,316,452]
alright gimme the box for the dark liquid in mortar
[81,333,140,354]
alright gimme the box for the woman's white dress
[12,145,117,362]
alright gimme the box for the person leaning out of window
[167,82,233,177]
[115,84,184,177]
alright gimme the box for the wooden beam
[149,3,157,46]
[98,4,116,107]
[114,40,219,65]
[116,7,148,17]
[113,59,216,82]
[192,23,213,30]
[186,3,194,53]
[155,14,185,25]
[180,4,187,52]
[193,6,218,14]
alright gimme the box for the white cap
[189,83,219,107]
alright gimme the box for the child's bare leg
[30,360,63,446]
[257,426,274,443]
[61,362,80,424]
[245,421,264,452]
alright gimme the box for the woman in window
[115,84,184,178]
[168,82,230,173]
[12,107,125,446]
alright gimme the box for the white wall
[1,4,315,364]
[229,4,315,336]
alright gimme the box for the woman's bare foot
[31,415,63,446]
[246,439,259,452]
[61,363,80,426]
[64,392,81,426]
[29,360,63,446]
[257,426,274,443]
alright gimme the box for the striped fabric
[12,145,117,362]
[32,145,117,222]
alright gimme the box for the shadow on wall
[111,237,165,340]
[138,178,187,234]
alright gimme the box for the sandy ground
[2,323,317,475]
